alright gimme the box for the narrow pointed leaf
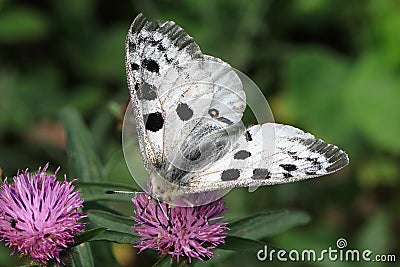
[88,210,134,234]
[60,107,103,182]
[229,210,310,239]
[220,236,280,253]
[90,230,138,244]
[72,242,94,267]
[74,228,107,246]
[217,236,283,262]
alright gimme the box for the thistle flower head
[132,193,228,263]
[0,164,86,265]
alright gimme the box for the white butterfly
[124,14,349,206]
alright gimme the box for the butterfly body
[125,14,349,205]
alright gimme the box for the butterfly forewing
[126,14,203,169]
[126,14,246,174]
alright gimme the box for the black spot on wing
[130,63,139,71]
[137,34,145,44]
[221,169,241,181]
[164,54,173,64]
[148,37,159,46]
[279,164,298,172]
[288,151,300,160]
[252,168,270,179]
[158,43,166,51]
[176,103,193,121]
[305,157,318,165]
[234,150,251,160]
[245,130,253,141]
[137,82,157,100]
[128,40,137,54]
[142,58,160,73]
[143,112,164,132]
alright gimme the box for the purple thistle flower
[0,164,86,265]
[132,193,228,263]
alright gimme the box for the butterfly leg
[140,195,152,216]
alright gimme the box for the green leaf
[87,210,134,235]
[221,236,279,253]
[216,236,283,263]
[90,230,138,244]
[0,7,49,43]
[89,242,121,267]
[60,107,104,182]
[72,242,94,267]
[229,210,310,240]
[76,182,138,202]
[74,228,107,246]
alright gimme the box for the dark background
[0,0,399,266]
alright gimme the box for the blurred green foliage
[0,0,399,266]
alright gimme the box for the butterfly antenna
[105,190,136,195]
[105,190,148,199]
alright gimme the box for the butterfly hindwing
[184,123,349,192]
